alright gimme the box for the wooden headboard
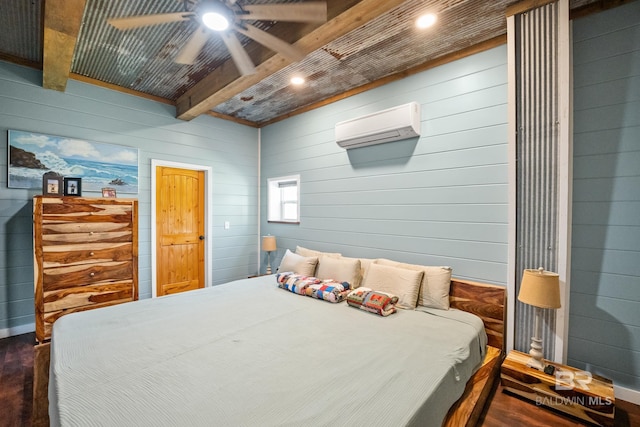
[449,278,507,351]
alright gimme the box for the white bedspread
[49,275,487,426]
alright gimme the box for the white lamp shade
[518,268,561,309]
[261,235,277,252]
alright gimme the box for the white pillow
[362,263,423,310]
[375,258,452,310]
[332,256,375,288]
[419,266,452,309]
[315,256,361,288]
[295,245,341,259]
[278,249,318,277]
[358,258,376,281]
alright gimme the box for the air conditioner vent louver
[335,102,421,149]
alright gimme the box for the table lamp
[517,267,561,371]
[261,235,277,274]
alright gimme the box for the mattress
[49,275,487,426]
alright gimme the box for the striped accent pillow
[305,280,351,303]
[276,272,321,295]
[346,287,398,316]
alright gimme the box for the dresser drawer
[41,199,134,223]
[41,221,133,235]
[43,261,133,291]
[43,281,134,313]
[43,243,132,267]
[41,230,133,246]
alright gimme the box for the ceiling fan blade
[175,26,209,64]
[220,32,256,76]
[107,12,193,30]
[241,2,327,23]
[235,24,305,63]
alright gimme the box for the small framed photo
[102,187,117,198]
[64,177,82,196]
[42,172,64,196]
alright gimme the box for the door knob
[199,235,205,240]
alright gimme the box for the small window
[268,175,300,223]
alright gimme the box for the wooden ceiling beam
[42,0,87,91]
[176,0,407,121]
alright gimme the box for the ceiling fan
[107,0,327,76]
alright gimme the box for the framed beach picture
[102,187,117,198]
[8,130,138,193]
[64,177,82,196]
[42,172,64,196]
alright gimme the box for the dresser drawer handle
[89,252,95,256]
[90,272,95,277]
[89,232,94,235]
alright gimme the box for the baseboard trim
[0,323,35,339]
[615,384,640,405]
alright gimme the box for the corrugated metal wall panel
[514,2,560,358]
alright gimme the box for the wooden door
[156,166,205,296]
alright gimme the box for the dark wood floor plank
[478,381,640,427]
[0,333,34,427]
[1,332,638,427]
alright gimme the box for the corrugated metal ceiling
[0,0,43,64]
[0,0,607,125]
[215,0,510,122]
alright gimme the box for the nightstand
[501,350,615,426]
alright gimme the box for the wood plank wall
[0,61,259,336]
[260,46,509,285]
[570,0,640,394]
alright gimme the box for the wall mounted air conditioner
[335,102,421,149]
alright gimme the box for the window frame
[267,174,300,224]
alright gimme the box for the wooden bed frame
[443,278,507,427]
[33,277,507,427]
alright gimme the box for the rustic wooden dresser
[33,196,138,343]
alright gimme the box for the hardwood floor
[1,332,639,427]
[0,333,34,427]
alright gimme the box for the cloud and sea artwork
[8,130,138,194]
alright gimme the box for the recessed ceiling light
[203,12,229,31]
[416,13,437,29]
[291,76,305,85]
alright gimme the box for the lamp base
[265,251,272,275]
[526,307,545,371]
[525,356,545,371]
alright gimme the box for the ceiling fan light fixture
[106,0,329,76]
[203,12,229,31]
[416,13,437,29]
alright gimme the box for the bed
[44,267,505,427]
